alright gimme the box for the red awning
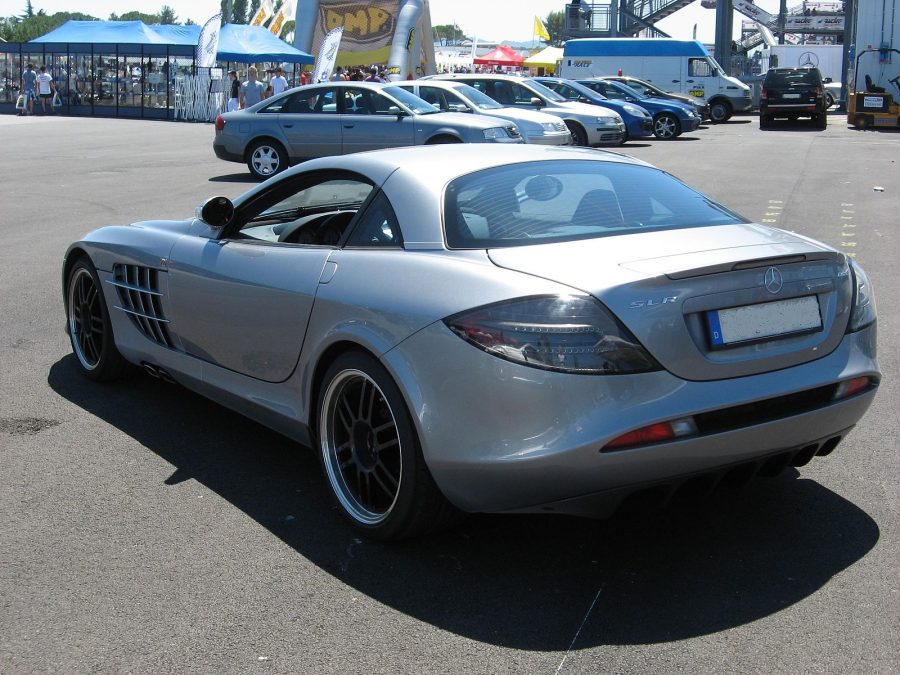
[473,45,525,66]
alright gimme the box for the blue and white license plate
[707,296,821,346]
[783,93,802,99]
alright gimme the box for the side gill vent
[109,264,173,348]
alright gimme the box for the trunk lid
[487,224,853,381]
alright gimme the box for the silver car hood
[488,224,852,381]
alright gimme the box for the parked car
[63,144,879,541]
[599,74,711,120]
[213,81,524,178]
[760,67,829,129]
[530,76,654,141]
[575,78,703,139]
[428,73,626,147]
[394,80,572,145]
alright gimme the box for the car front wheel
[66,258,131,381]
[709,100,732,123]
[566,121,588,146]
[653,112,681,139]
[317,352,459,540]
[247,139,287,179]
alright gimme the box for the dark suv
[760,67,828,130]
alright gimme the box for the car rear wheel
[815,113,828,130]
[66,258,131,381]
[854,114,872,129]
[709,100,732,123]
[825,92,836,108]
[653,112,681,139]
[759,114,771,129]
[317,352,459,540]
[426,135,462,144]
[247,139,287,179]
[565,121,588,146]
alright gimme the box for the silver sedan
[213,81,524,179]
[63,145,880,540]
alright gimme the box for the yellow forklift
[848,47,900,129]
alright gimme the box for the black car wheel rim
[68,267,104,370]
[321,369,402,525]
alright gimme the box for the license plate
[783,93,801,99]
[707,296,821,347]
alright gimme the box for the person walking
[20,63,36,116]
[270,67,288,96]
[364,67,384,83]
[35,65,56,114]
[330,66,346,81]
[227,70,239,112]
[239,66,266,109]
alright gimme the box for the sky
[6,0,786,44]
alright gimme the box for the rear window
[765,69,822,88]
[443,160,745,249]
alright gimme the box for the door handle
[672,79,680,83]
[283,124,293,128]
[343,124,354,128]
[685,80,694,83]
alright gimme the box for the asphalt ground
[0,111,897,673]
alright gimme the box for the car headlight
[848,260,876,332]
[444,295,661,375]
[622,104,647,117]
[541,122,560,132]
[596,116,619,125]
[483,127,509,140]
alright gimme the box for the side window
[343,87,372,114]
[346,192,403,247]
[419,86,448,111]
[236,176,374,244]
[509,83,537,105]
[279,90,336,114]
[370,91,399,115]
[688,58,713,77]
[556,83,579,101]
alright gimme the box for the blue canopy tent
[8,20,314,119]
[33,21,314,64]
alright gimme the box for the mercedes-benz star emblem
[764,267,784,294]
[799,51,819,68]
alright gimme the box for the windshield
[444,160,745,249]
[522,78,567,102]
[559,79,608,101]
[607,81,647,100]
[455,84,503,109]
[383,85,439,114]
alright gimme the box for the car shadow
[208,172,259,184]
[47,356,880,650]
[622,141,653,148]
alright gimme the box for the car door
[270,87,342,159]
[165,172,375,383]
[339,87,415,153]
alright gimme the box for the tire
[652,112,681,139]
[825,92,835,108]
[759,114,770,129]
[854,114,872,129]
[816,112,828,130]
[66,258,131,381]
[565,121,588,146]
[246,139,287,179]
[709,100,732,123]
[317,351,459,540]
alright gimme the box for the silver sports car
[63,145,880,541]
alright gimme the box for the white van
[559,38,752,122]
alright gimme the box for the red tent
[473,45,525,66]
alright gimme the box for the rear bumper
[386,321,879,514]
[213,137,243,162]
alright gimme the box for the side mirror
[448,103,470,113]
[530,96,544,107]
[198,196,234,228]
[388,105,404,117]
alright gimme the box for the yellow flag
[534,16,550,41]
[270,0,296,37]
[250,0,273,27]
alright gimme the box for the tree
[433,23,466,45]
[158,5,178,24]
[184,18,196,25]
[544,10,565,47]
[5,11,96,41]
[232,0,249,23]
[23,1,34,19]
[111,11,160,23]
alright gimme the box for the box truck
[559,38,753,122]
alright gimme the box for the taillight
[760,88,768,101]
[215,114,225,131]
[444,295,661,375]
[603,417,698,451]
